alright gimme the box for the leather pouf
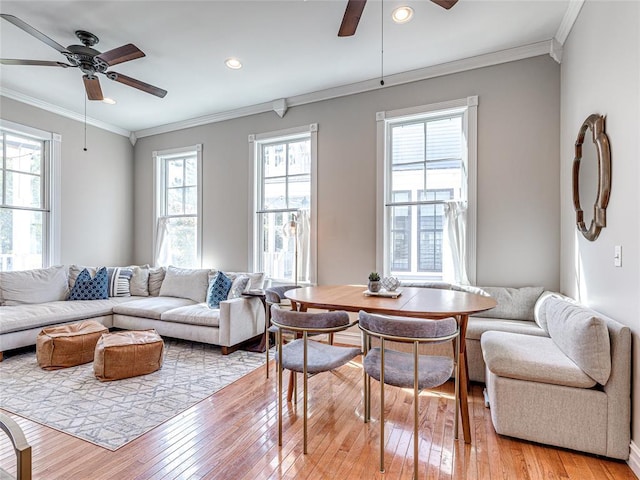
[36,320,108,370]
[94,330,164,382]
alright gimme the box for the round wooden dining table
[285,284,497,444]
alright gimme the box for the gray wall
[0,96,135,266]
[134,55,560,289]
[560,0,640,448]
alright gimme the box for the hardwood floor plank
[2,356,636,480]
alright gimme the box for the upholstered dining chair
[271,306,360,454]
[0,412,31,480]
[358,310,460,478]
[264,285,301,378]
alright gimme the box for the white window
[153,145,202,268]
[0,120,60,271]
[377,97,477,283]
[250,124,317,285]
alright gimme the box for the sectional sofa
[0,265,266,360]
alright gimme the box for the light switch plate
[614,245,622,267]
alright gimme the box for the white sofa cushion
[481,331,597,388]
[159,266,211,303]
[544,296,611,385]
[112,296,195,320]
[466,317,548,341]
[0,297,139,334]
[0,265,69,306]
[161,303,221,327]
[473,286,544,321]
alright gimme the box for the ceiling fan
[0,13,167,100]
[338,0,458,37]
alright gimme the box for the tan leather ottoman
[94,330,164,381]
[36,320,108,370]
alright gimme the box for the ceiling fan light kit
[0,13,168,101]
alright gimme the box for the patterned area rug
[0,338,266,450]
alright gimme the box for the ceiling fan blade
[431,0,459,10]
[0,14,70,54]
[106,71,167,98]
[95,43,145,67]
[1,59,73,67]
[83,75,104,101]
[338,0,367,37]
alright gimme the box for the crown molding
[555,0,585,46]
[0,87,130,137]
[135,40,551,139]
[2,40,553,141]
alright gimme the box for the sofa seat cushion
[161,303,221,327]
[112,296,195,320]
[0,297,141,334]
[466,317,548,341]
[481,331,596,388]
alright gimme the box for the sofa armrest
[217,297,266,347]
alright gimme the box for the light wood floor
[1,357,636,480]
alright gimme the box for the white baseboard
[334,331,361,348]
[629,441,640,478]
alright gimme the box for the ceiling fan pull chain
[83,94,88,152]
[380,0,384,86]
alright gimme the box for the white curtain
[442,201,469,285]
[296,209,311,284]
[154,217,170,267]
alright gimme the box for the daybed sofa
[0,265,266,360]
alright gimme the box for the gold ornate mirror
[573,114,611,241]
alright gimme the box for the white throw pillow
[130,265,150,296]
[159,266,211,303]
[0,265,69,305]
[227,275,250,299]
[225,271,265,292]
[148,266,166,296]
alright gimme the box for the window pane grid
[256,134,311,281]
[385,111,465,279]
[157,150,199,268]
[1,130,48,271]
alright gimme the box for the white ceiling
[0,1,571,135]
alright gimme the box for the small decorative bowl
[381,276,400,292]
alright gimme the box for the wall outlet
[614,245,622,267]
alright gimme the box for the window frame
[0,119,61,271]
[376,96,478,283]
[152,144,203,268]
[249,124,318,285]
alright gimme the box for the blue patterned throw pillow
[207,272,232,309]
[68,267,109,300]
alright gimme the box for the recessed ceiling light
[392,6,414,24]
[102,97,116,105]
[225,58,242,70]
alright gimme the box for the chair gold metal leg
[265,304,271,378]
[413,340,419,480]
[277,330,283,447]
[379,338,385,473]
[303,331,308,455]
[363,330,370,423]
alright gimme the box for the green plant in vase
[368,272,381,292]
